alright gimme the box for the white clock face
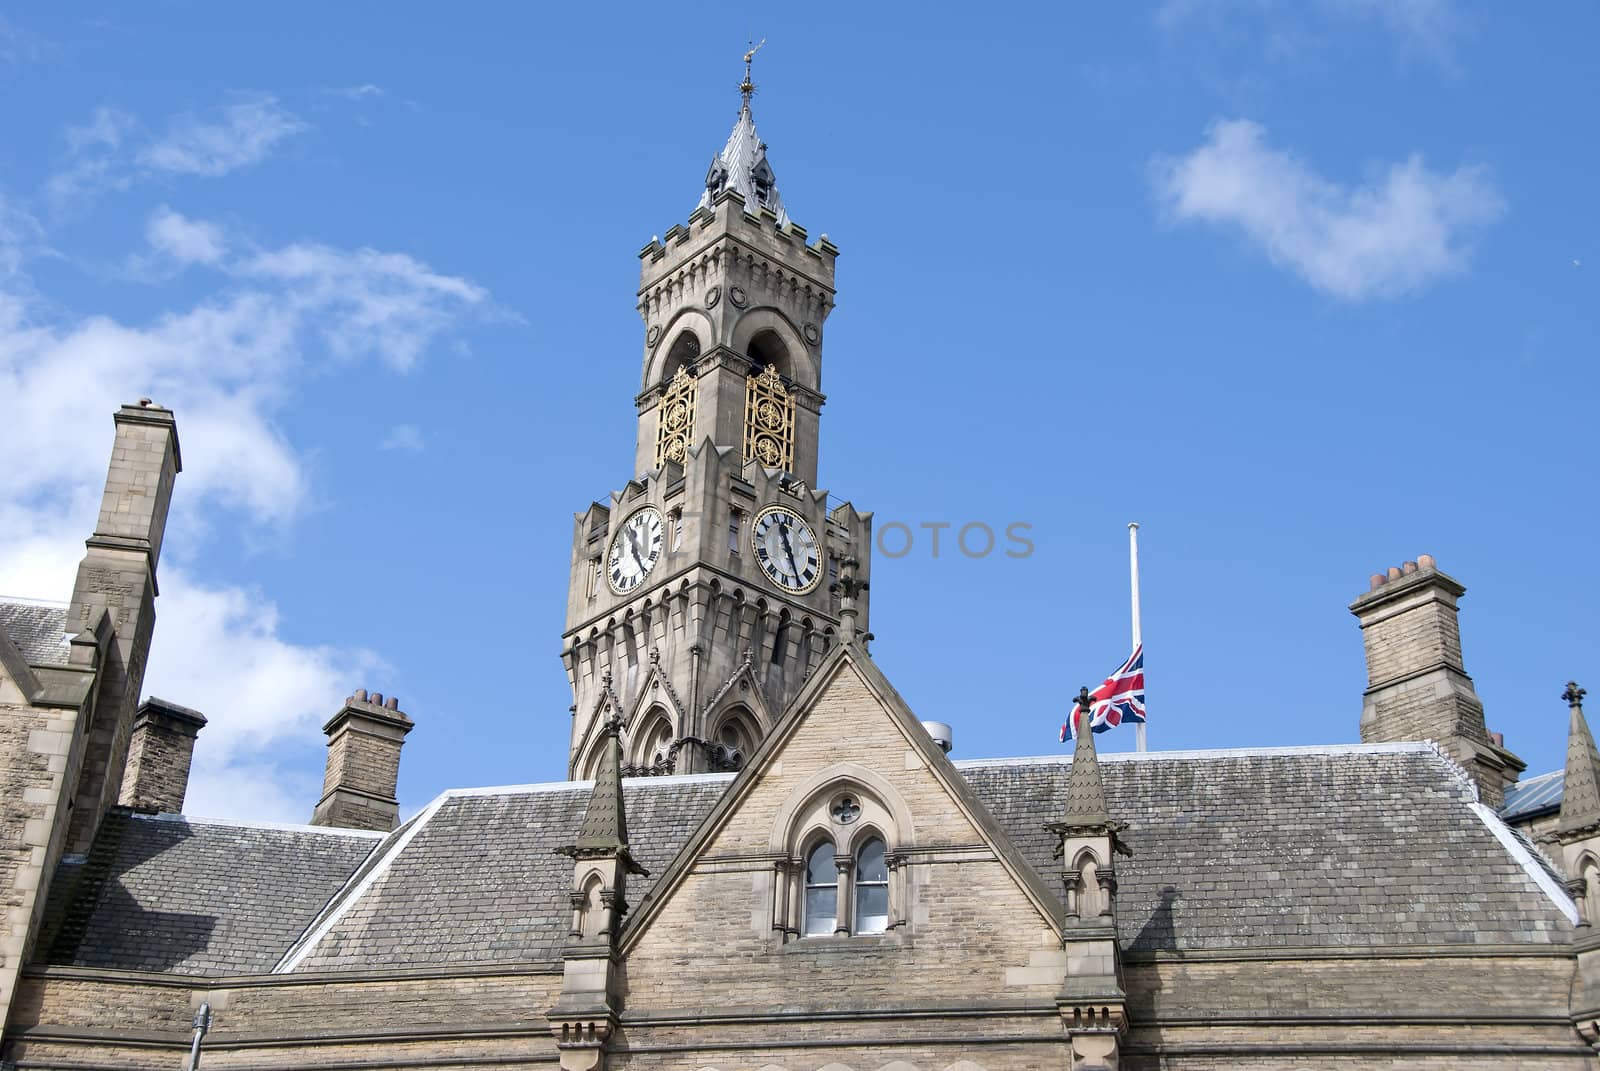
[608,507,664,594]
[752,505,822,593]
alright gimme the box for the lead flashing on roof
[134,812,388,840]
[438,771,738,800]
[1470,801,1579,925]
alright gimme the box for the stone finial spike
[573,717,631,854]
[831,556,868,643]
[1061,687,1111,828]
[1559,681,1600,836]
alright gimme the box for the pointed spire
[698,41,788,225]
[1060,687,1111,829]
[577,716,628,850]
[1559,682,1600,836]
[562,717,646,874]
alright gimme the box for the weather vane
[740,37,766,102]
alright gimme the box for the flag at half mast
[1061,644,1146,740]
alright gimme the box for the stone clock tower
[560,68,872,780]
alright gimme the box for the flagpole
[1129,522,1145,753]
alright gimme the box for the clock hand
[626,529,645,572]
[777,519,799,578]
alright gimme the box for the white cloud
[1156,0,1464,66]
[380,424,425,452]
[239,244,487,371]
[0,218,486,821]
[45,107,137,210]
[46,97,305,212]
[145,205,227,266]
[1,221,485,529]
[0,15,44,66]
[0,194,42,280]
[334,84,385,101]
[137,96,305,178]
[1323,0,1460,62]
[1152,118,1504,300]
[143,571,382,822]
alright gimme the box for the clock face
[607,507,664,595]
[752,505,822,593]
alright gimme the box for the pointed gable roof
[698,100,788,225]
[617,642,1062,953]
[1559,682,1600,836]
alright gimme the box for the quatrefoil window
[830,795,861,825]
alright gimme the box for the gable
[618,647,1070,1008]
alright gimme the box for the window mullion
[834,855,854,936]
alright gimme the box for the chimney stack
[310,689,414,832]
[1349,555,1524,806]
[64,402,182,853]
[119,698,206,813]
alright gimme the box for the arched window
[802,841,838,936]
[664,330,701,378]
[577,873,605,939]
[777,781,906,941]
[629,710,675,776]
[709,706,759,772]
[854,837,889,934]
[770,610,790,666]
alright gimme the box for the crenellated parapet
[638,190,836,314]
[631,190,838,486]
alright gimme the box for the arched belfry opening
[664,331,702,382]
[743,332,796,472]
[745,329,790,380]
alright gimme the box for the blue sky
[0,3,1594,820]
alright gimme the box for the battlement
[638,189,837,292]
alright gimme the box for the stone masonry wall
[322,726,402,800]
[6,968,563,1069]
[622,661,1065,1018]
[0,696,83,1033]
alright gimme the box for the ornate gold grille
[743,364,795,471]
[654,366,696,468]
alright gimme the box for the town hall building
[0,68,1598,1070]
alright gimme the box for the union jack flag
[1060,644,1146,740]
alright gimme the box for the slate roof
[39,745,1573,978]
[961,744,1574,952]
[0,598,70,666]
[1504,768,1565,821]
[280,775,732,973]
[42,811,382,976]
